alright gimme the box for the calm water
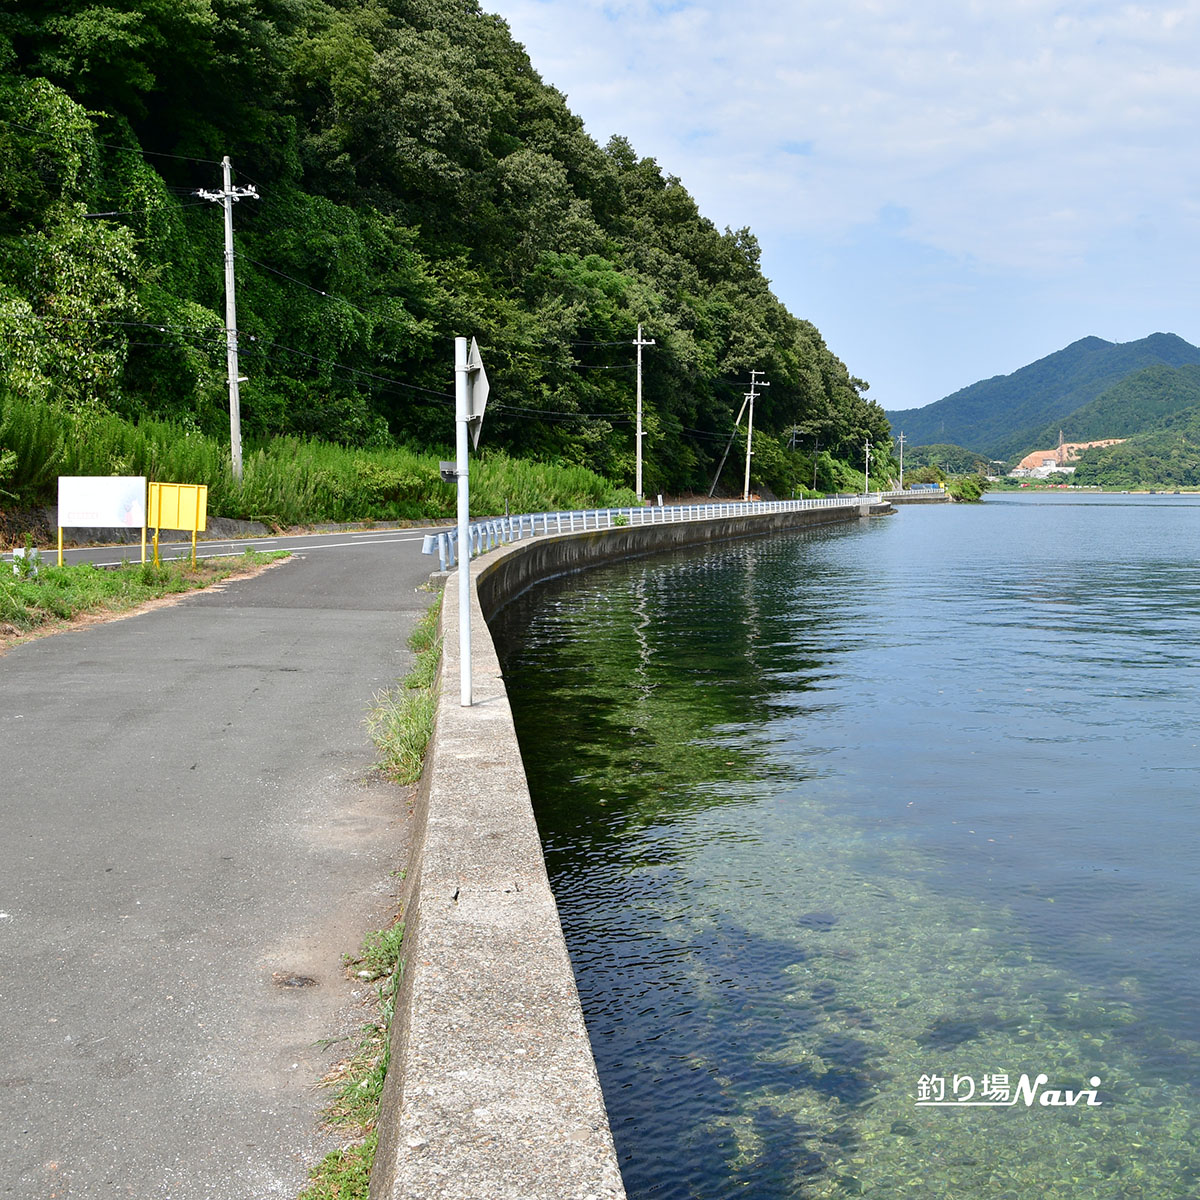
[491,493,1200,1200]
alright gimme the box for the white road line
[7,530,442,567]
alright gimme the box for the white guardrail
[421,492,901,570]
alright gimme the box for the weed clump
[367,595,442,785]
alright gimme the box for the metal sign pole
[454,336,472,707]
[633,324,655,501]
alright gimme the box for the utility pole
[743,370,769,501]
[198,156,258,481]
[864,438,872,497]
[897,430,906,488]
[741,391,755,500]
[633,324,655,501]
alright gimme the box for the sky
[485,0,1200,413]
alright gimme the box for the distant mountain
[886,334,1200,458]
[1022,363,1200,450]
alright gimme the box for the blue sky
[486,0,1200,413]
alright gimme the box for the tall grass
[367,594,442,785]
[0,392,637,525]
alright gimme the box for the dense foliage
[886,334,1200,459]
[898,442,990,475]
[946,475,987,502]
[1071,405,1200,489]
[0,0,891,505]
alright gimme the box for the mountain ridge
[886,333,1200,458]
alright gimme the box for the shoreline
[371,501,888,1199]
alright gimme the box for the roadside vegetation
[0,392,637,525]
[300,920,406,1200]
[0,547,287,645]
[368,594,442,785]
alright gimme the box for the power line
[6,319,742,446]
[0,115,224,166]
[6,316,745,434]
[4,311,454,403]
[258,339,454,402]
[492,348,634,370]
[81,201,211,218]
[6,314,743,437]
[490,400,630,420]
[237,254,342,300]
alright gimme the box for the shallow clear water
[491,493,1200,1199]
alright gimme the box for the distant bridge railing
[420,493,886,570]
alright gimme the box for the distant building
[1010,431,1125,478]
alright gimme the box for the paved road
[28,525,448,568]
[1,530,439,1198]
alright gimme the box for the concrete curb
[373,503,887,1199]
[372,537,625,1200]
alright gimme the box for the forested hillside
[886,333,1200,459]
[0,0,890,502]
[1021,363,1200,451]
[1071,405,1200,488]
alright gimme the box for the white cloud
[488,0,1200,407]
[493,0,1200,272]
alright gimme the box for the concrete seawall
[372,502,888,1200]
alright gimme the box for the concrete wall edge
[374,503,887,1198]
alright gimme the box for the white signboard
[58,476,147,528]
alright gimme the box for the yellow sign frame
[147,483,208,566]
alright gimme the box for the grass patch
[350,922,407,983]
[299,1131,377,1200]
[367,594,442,785]
[300,920,406,1200]
[0,549,289,644]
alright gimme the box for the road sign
[466,337,489,450]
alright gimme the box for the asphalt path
[29,524,448,569]
[1,529,440,1198]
